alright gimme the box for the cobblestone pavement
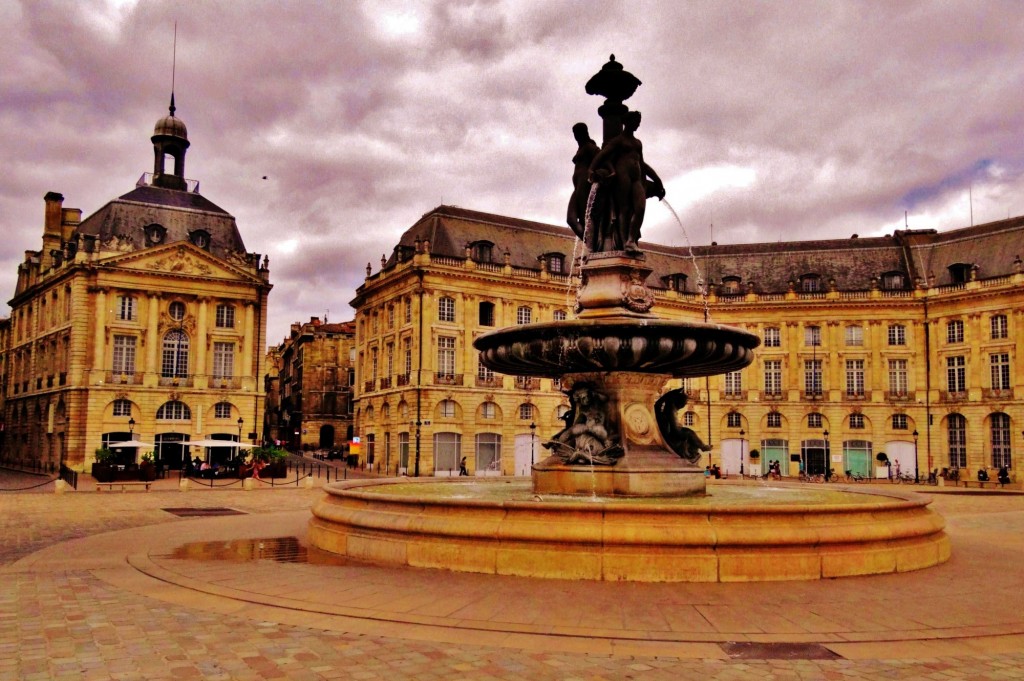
[3,471,1024,680]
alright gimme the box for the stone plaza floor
[3,468,1024,680]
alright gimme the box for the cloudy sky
[4,0,1024,344]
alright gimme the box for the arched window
[720,276,742,295]
[469,241,494,263]
[161,330,189,378]
[947,414,967,468]
[519,403,534,420]
[214,402,233,419]
[991,413,1011,468]
[156,401,191,421]
[881,271,905,290]
[553,310,567,321]
[438,399,456,418]
[112,399,133,417]
[800,274,822,292]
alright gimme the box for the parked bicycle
[844,470,867,483]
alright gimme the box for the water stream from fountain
[661,198,711,322]
[565,183,601,316]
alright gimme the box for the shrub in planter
[92,448,116,482]
[250,446,289,479]
[748,449,760,459]
[139,452,157,482]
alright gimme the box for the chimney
[42,192,64,269]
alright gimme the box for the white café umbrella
[109,439,155,448]
[187,439,258,463]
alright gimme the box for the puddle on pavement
[159,536,350,566]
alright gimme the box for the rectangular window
[386,344,394,378]
[845,326,863,346]
[113,399,132,417]
[481,402,496,419]
[946,355,966,393]
[946,320,964,344]
[371,348,378,380]
[892,414,908,430]
[398,432,410,469]
[805,325,821,347]
[804,359,822,395]
[213,342,234,379]
[517,306,532,325]
[849,413,865,429]
[990,353,1011,390]
[214,402,232,419]
[724,370,742,396]
[845,359,865,397]
[767,412,782,428]
[992,413,1012,468]
[888,359,908,395]
[727,412,742,428]
[112,335,137,374]
[888,324,906,346]
[387,305,395,328]
[948,416,967,468]
[215,304,235,328]
[433,432,461,472]
[405,298,412,324]
[991,314,1008,340]
[808,413,823,428]
[763,327,781,348]
[438,296,455,322]
[404,340,412,375]
[764,359,782,395]
[475,433,502,472]
[437,337,455,377]
[118,295,136,321]
[477,358,494,381]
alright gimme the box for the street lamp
[823,429,830,479]
[530,421,536,467]
[237,417,244,440]
[128,417,135,438]
[913,429,920,482]
[739,428,745,477]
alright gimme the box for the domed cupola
[151,93,191,191]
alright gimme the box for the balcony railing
[845,391,869,401]
[802,390,824,401]
[158,375,194,387]
[515,376,540,390]
[723,390,747,400]
[211,376,242,389]
[434,372,462,386]
[107,371,144,385]
[885,391,913,402]
[940,390,968,402]
[380,376,392,390]
[396,373,410,386]
[476,375,502,388]
[762,391,785,401]
[984,388,1014,400]
[364,380,376,393]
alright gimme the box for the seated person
[977,468,990,482]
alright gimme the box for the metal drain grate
[162,507,246,517]
[719,642,841,660]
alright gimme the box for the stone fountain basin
[308,479,950,582]
[474,318,760,378]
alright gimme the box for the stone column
[92,289,106,377]
[242,302,255,390]
[195,298,209,388]
[145,294,160,386]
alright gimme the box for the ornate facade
[0,101,271,472]
[352,205,1023,480]
[264,317,356,451]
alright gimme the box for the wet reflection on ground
[160,536,350,566]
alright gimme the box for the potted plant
[92,448,115,482]
[246,445,289,479]
[139,452,157,481]
[748,448,760,459]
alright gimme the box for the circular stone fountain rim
[321,478,932,515]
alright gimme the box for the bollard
[54,479,68,495]
[243,477,255,491]
[179,478,189,492]
[304,474,314,489]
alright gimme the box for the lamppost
[913,429,920,483]
[739,428,745,477]
[237,417,244,441]
[823,429,830,479]
[530,421,536,468]
[128,417,135,438]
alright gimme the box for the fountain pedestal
[533,372,706,496]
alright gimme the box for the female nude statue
[588,110,665,253]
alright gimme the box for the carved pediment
[101,243,259,282]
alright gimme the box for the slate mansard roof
[382,205,1024,293]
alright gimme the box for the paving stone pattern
[3,471,1024,680]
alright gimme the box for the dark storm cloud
[3,1,1024,344]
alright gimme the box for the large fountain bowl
[474,318,760,378]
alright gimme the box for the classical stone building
[0,100,271,472]
[352,205,1023,480]
[264,317,356,451]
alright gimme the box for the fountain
[309,56,949,581]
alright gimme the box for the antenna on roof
[905,210,908,229]
[168,21,178,115]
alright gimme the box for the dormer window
[948,263,973,284]
[720,276,742,295]
[800,274,822,292]
[546,253,565,273]
[189,229,211,250]
[469,240,494,263]
[881,271,905,290]
[144,223,166,246]
[664,273,688,292]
